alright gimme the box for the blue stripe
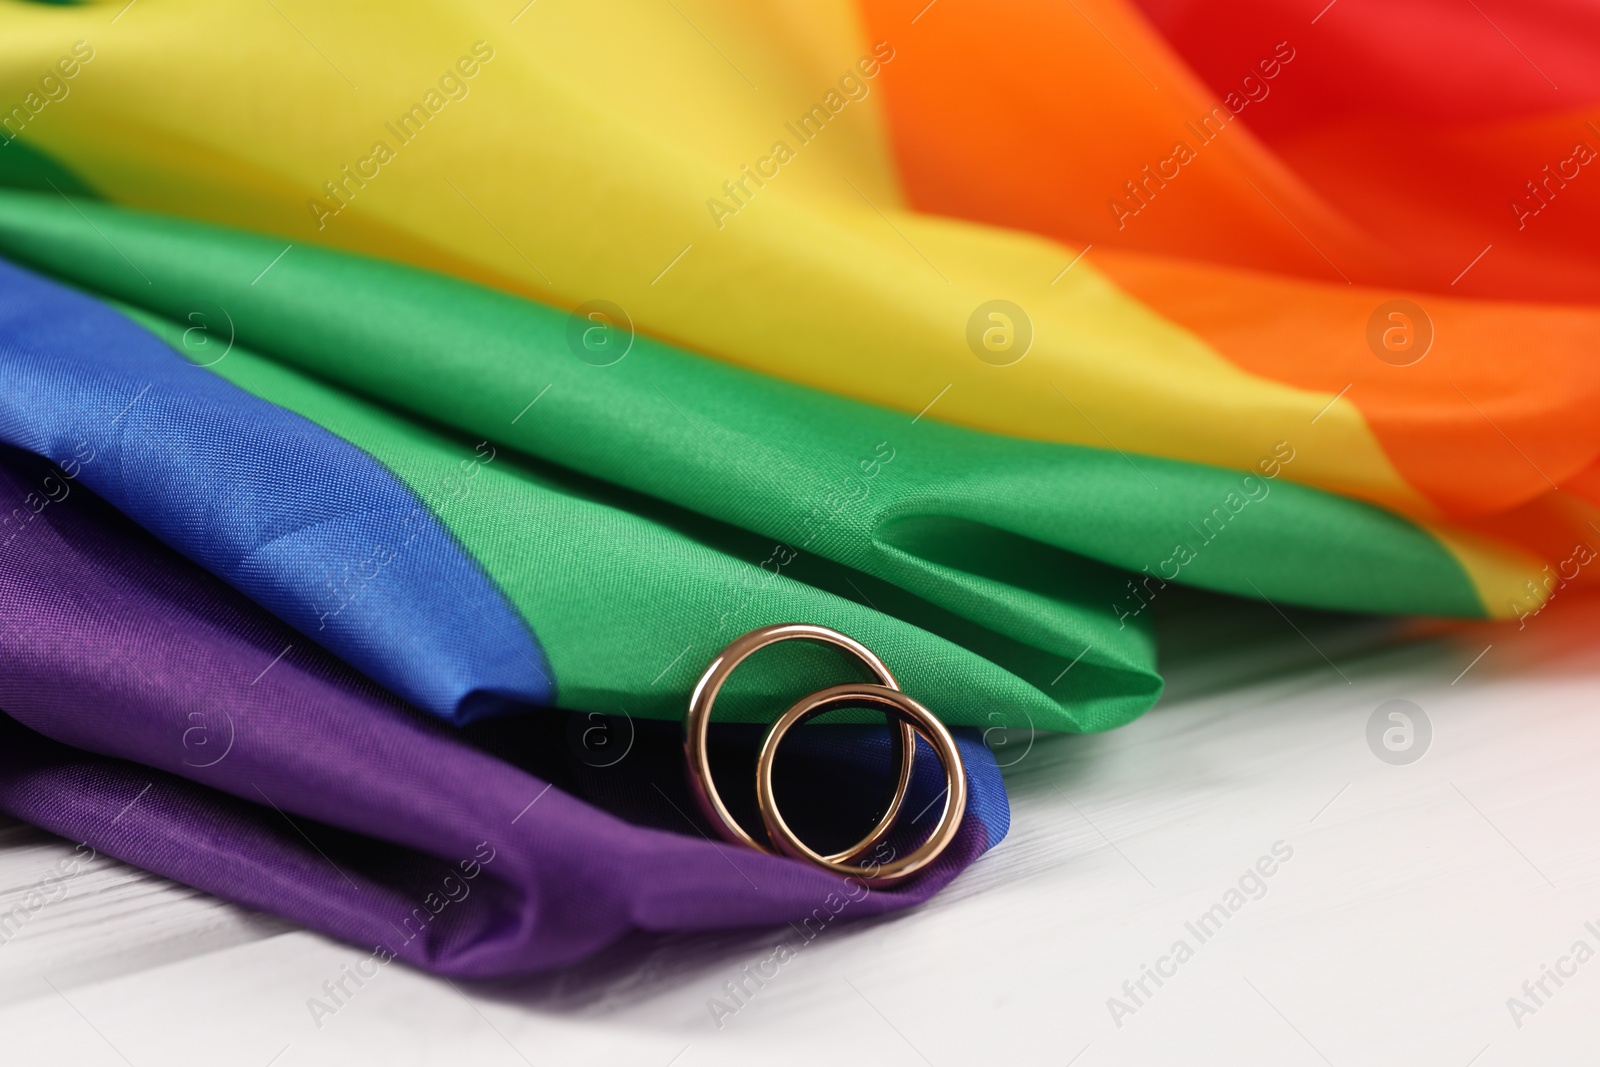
[0,257,553,722]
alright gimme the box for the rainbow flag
[0,0,1595,970]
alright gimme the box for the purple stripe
[0,447,1002,974]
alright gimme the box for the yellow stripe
[1419,521,1547,619]
[0,0,1474,525]
[5,0,1555,604]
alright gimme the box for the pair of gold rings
[682,623,967,885]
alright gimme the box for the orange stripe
[1092,247,1600,518]
[861,0,1600,520]
[860,0,1396,283]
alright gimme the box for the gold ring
[757,683,967,886]
[683,623,916,861]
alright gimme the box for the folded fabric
[0,210,1497,742]
[0,444,1006,974]
[0,0,1595,971]
[1,0,1595,605]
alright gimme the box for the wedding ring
[756,683,966,886]
[683,623,916,861]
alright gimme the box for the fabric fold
[0,443,1006,975]
[0,197,1511,738]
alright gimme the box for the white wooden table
[2,595,1597,1066]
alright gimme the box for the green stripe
[0,138,98,196]
[0,191,1485,734]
